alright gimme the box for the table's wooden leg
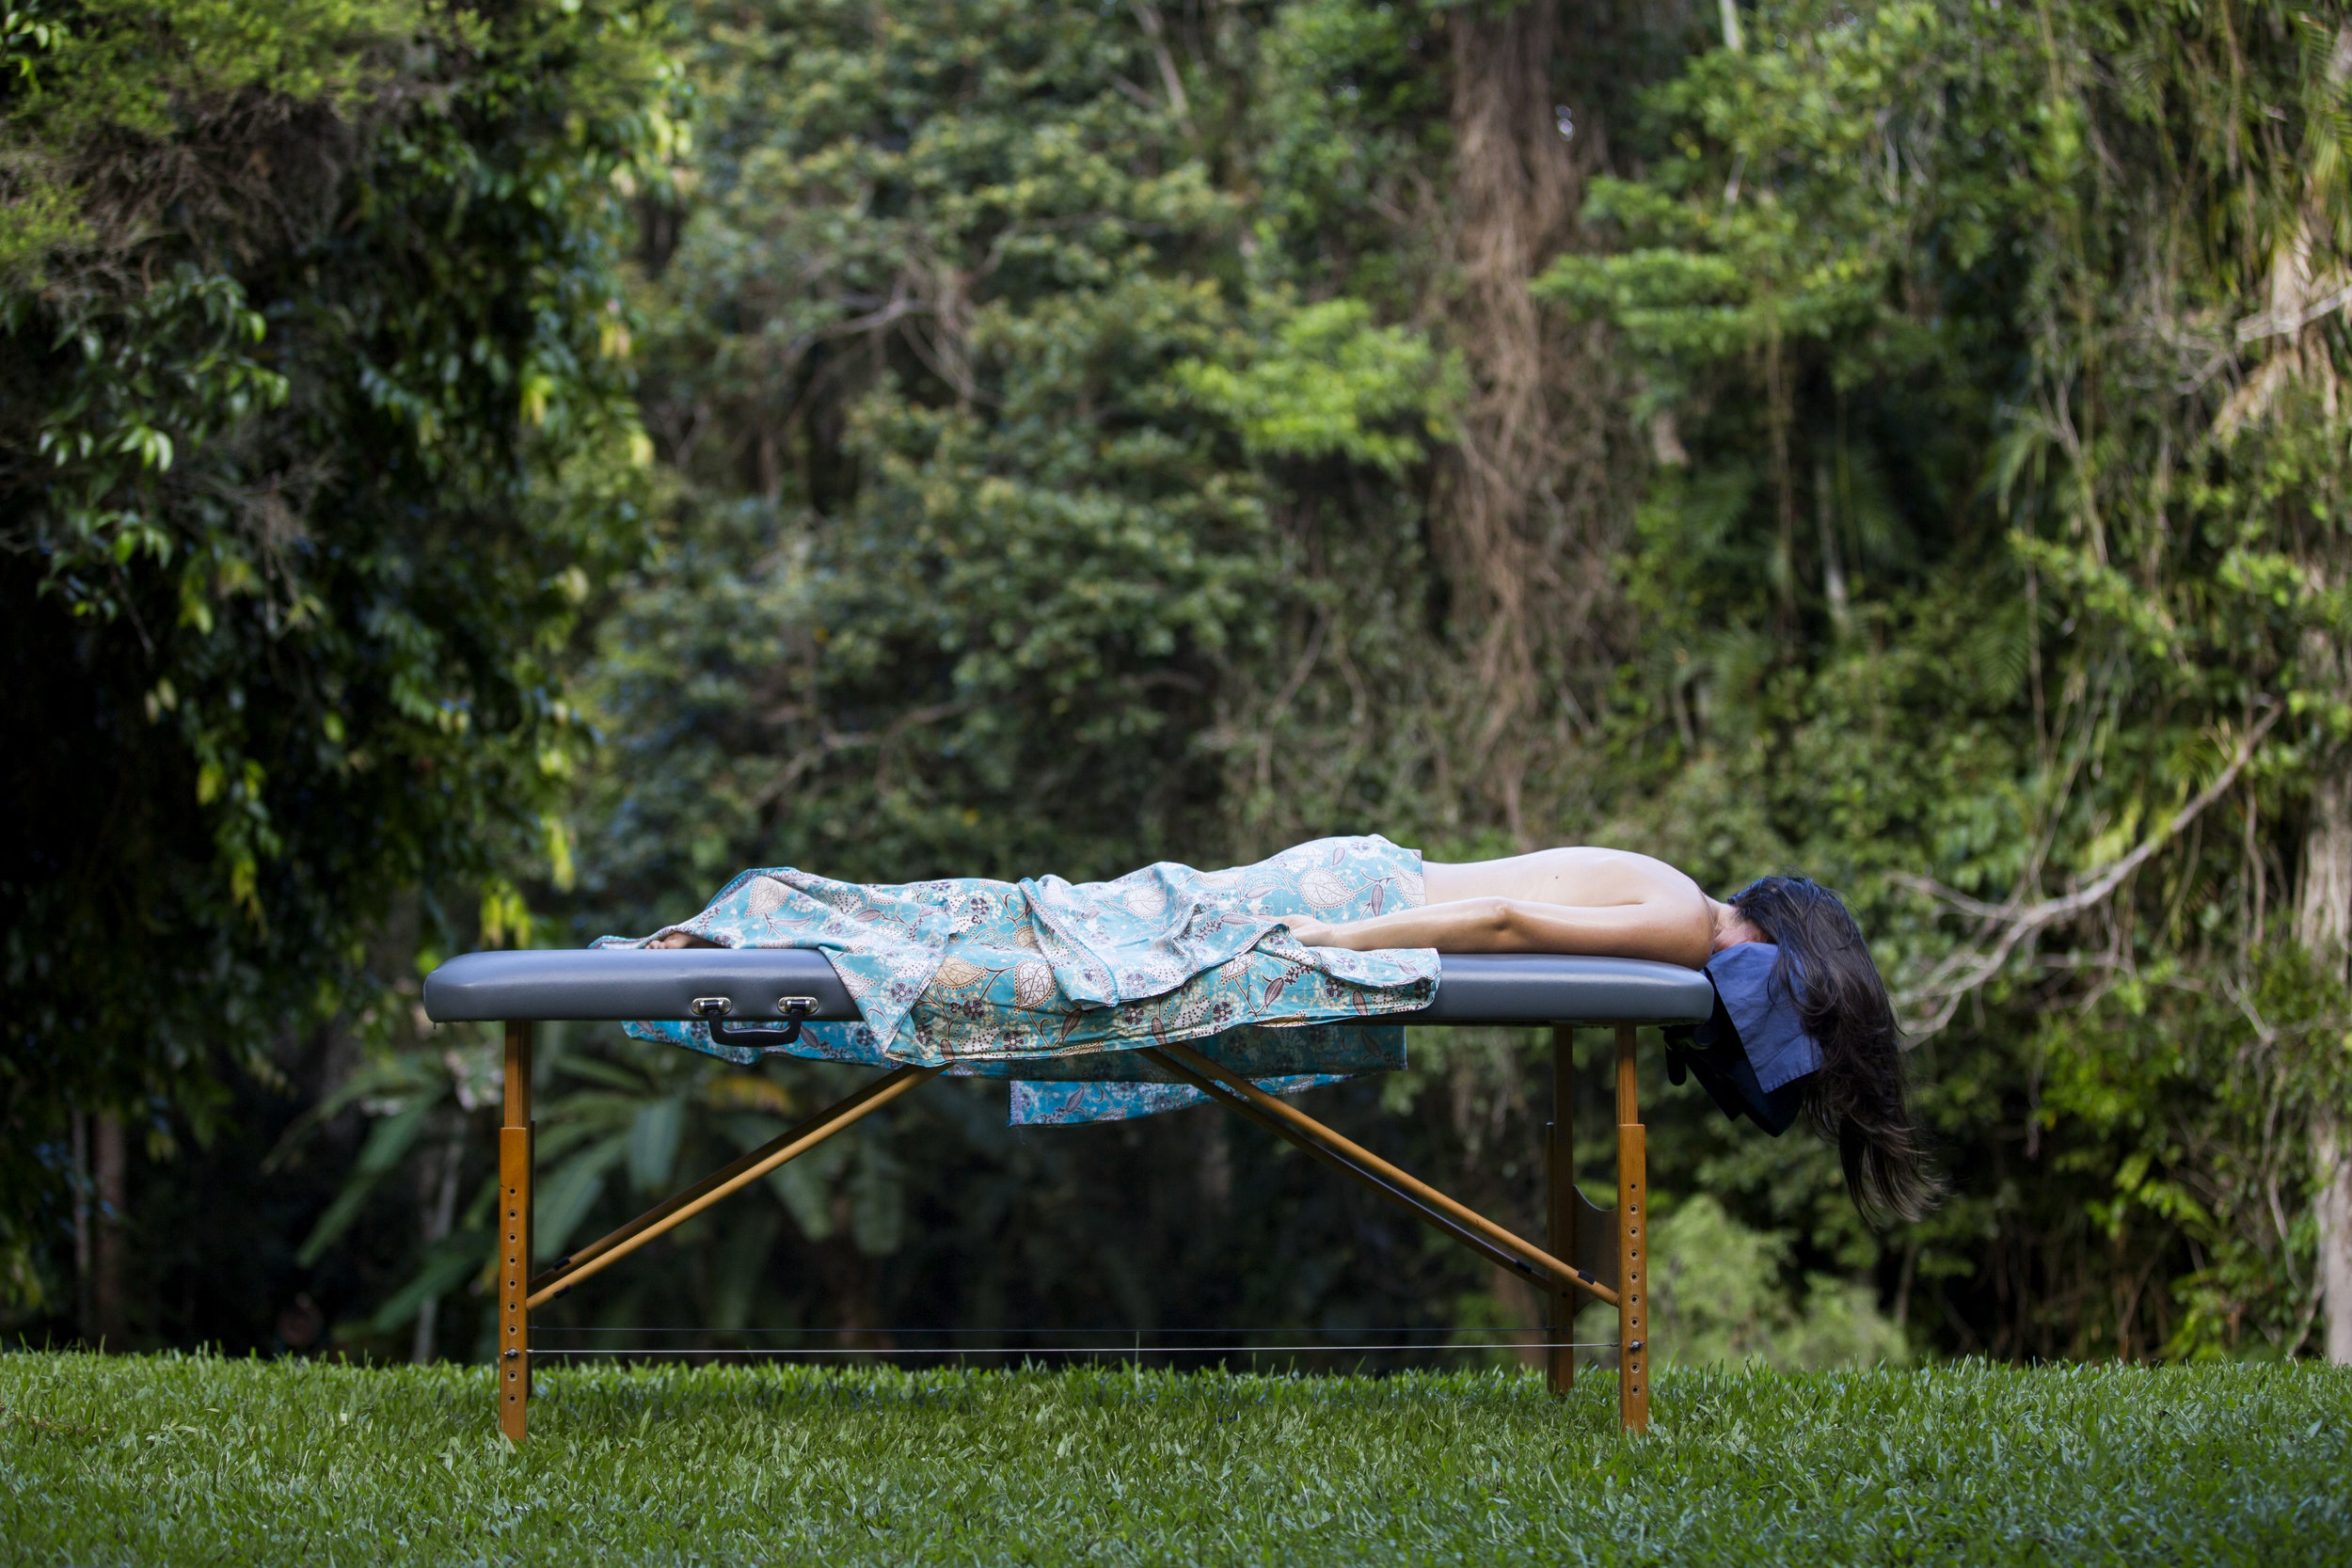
[1547,1022,1576,1395]
[1614,1022,1648,1432]
[500,1021,533,1444]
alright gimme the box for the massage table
[422,948,1714,1440]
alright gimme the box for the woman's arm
[1284,896,1712,967]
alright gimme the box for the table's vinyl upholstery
[422,948,1712,1027]
[1391,954,1711,1024]
[424,947,861,1023]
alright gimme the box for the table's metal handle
[704,995,818,1050]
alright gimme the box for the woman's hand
[1279,916,1340,948]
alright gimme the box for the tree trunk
[2299,767,2352,1363]
[1442,0,1613,836]
[92,1112,128,1348]
[71,1111,91,1338]
[2318,1118,2352,1363]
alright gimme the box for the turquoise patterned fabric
[598,836,1437,1123]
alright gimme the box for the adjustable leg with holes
[499,1022,533,1443]
[1614,1022,1649,1432]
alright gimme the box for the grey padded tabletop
[422,947,1713,1027]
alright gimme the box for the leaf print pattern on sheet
[597,835,1436,1119]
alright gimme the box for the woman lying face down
[1286,847,1935,1224]
[652,843,1936,1222]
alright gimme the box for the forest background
[6,0,2352,1373]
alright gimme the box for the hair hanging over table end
[1730,874,1943,1225]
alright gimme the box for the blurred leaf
[628,1099,685,1196]
[535,1139,628,1263]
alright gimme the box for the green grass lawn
[1,1352,2345,1565]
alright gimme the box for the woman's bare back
[1284,846,1750,968]
[1422,847,1703,911]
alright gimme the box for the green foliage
[0,0,671,1314]
[0,1,427,278]
[494,0,1554,1374]
[584,0,1281,900]
[1247,0,1450,306]
[3,1354,2349,1562]
[1175,295,1458,476]
[2033,945,2352,1359]
[1642,1195,1912,1368]
[1541,0,2352,1357]
[31,0,2351,1374]
[322,0,2344,1370]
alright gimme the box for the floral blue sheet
[599,835,1438,1123]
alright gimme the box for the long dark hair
[1730,875,1941,1223]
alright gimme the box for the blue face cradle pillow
[1661,941,1824,1136]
